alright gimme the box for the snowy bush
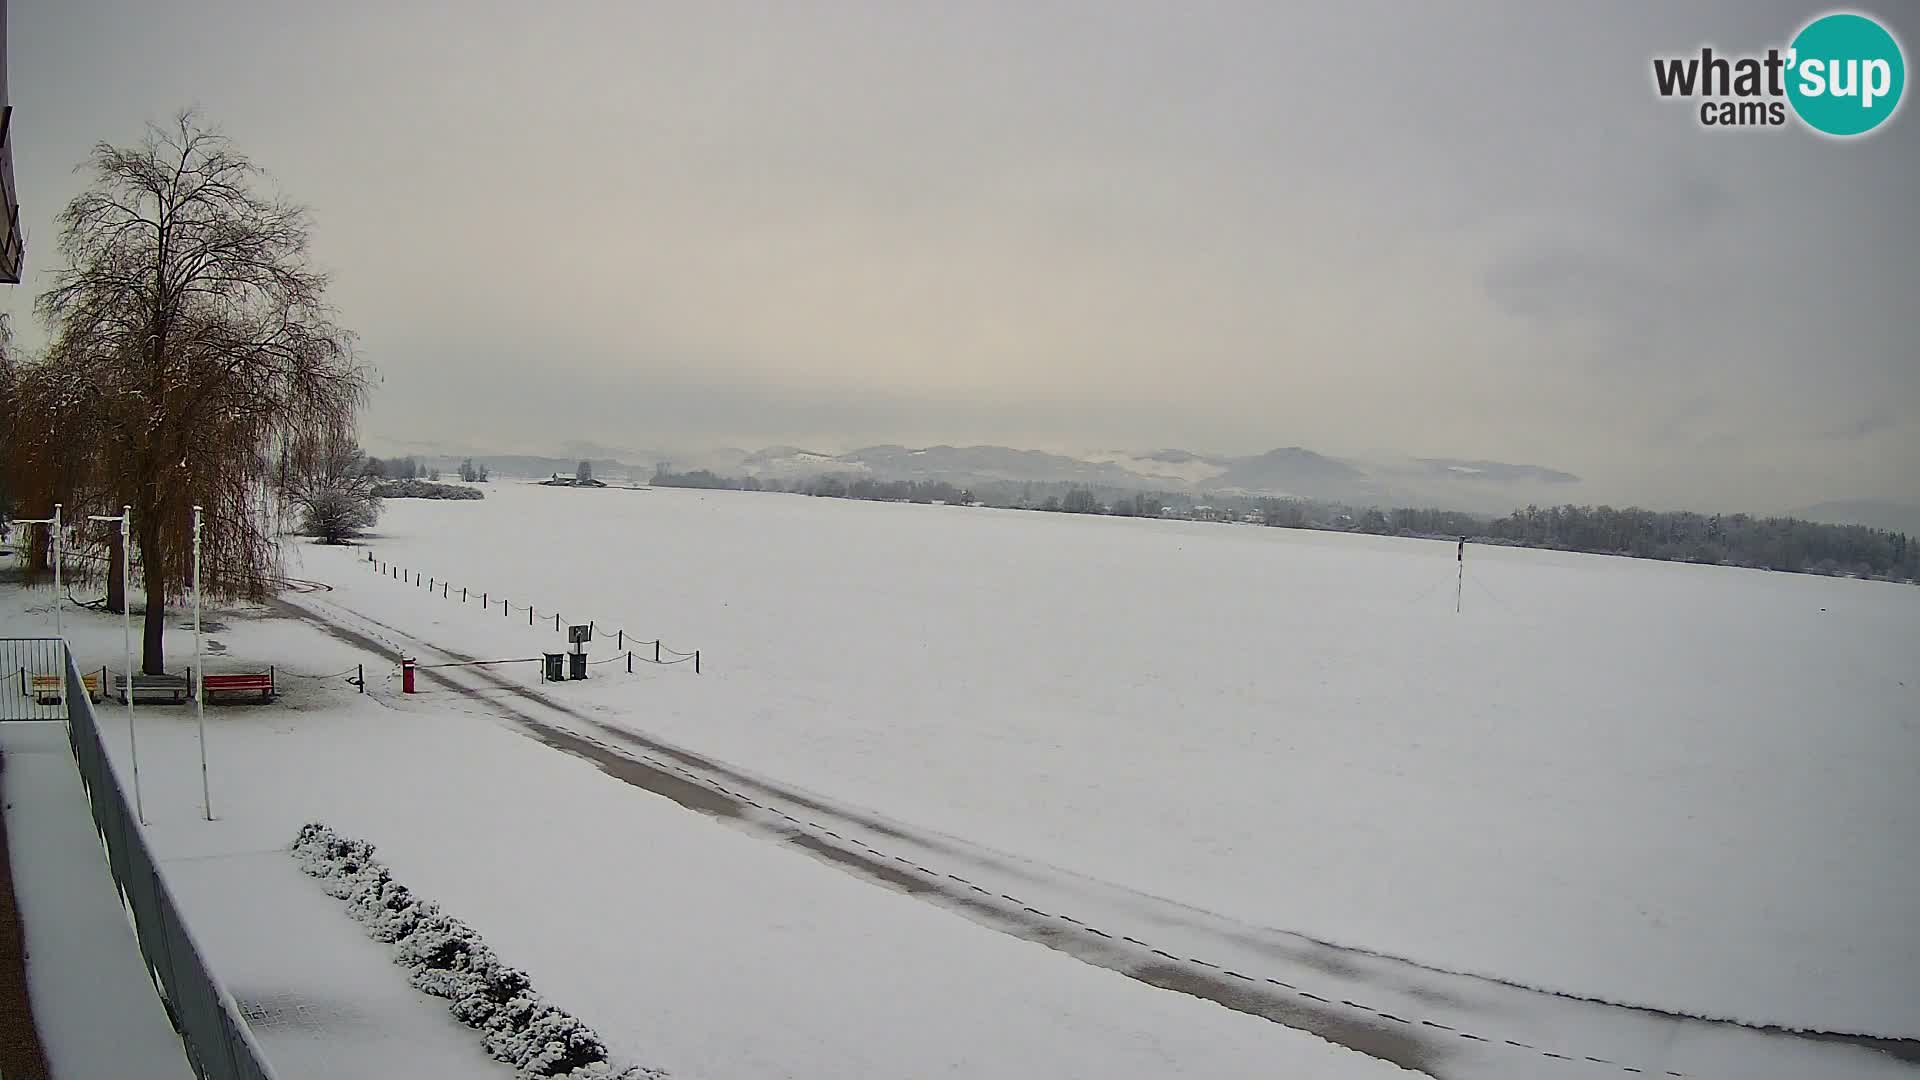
[291,823,667,1080]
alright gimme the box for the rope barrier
[277,666,361,680]
[1469,575,1520,614]
[413,657,542,671]
[363,553,702,672]
[629,653,696,667]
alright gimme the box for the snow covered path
[0,721,194,1080]
[285,583,1920,1080]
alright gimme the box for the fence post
[463,587,468,602]
[358,663,364,693]
[617,629,623,649]
[554,613,560,631]
[529,606,534,626]
[694,650,701,675]
[627,651,632,674]
[443,582,448,598]
[654,640,661,663]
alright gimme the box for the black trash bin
[543,652,565,682]
[568,650,588,680]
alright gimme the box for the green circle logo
[1786,12,1906,136]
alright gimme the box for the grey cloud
[3,0,1916,513]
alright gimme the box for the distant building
[541,472,608,489]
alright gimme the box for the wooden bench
[29,672,102,704]
[112,673,191,705]
[201,670,276,703]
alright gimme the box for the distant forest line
[650,469,1920,583]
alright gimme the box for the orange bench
[30,672,102,703]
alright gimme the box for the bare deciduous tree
[33,109,365,672]
[285,435,381,544]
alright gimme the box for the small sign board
[568,624,592,644]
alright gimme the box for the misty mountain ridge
[683,443,1585,513]
[1790,499,1920,536]
[369,437,1913,527]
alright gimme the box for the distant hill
[1210,447,1372,499]
[376,436,1587,511]
[1790,499,1920,535]
[724,443,1581,510]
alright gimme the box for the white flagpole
[194,506,210,820]
[51,503,63,646]
[93,506,142,824]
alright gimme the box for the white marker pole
[194,505,210,820]
[1456,538,1465,615]
[92,506,141,824]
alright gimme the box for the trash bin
[542,652,565,682]
[568,650,588,680]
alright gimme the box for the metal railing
[0,637,71,720]
[59,645,282,1080]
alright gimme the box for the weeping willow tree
[30,109,365,673]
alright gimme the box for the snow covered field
[5,479,1915,1079]
[289,482,1918,1039]
[1,570,1405,1079]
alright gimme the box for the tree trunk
[105,529,126,613]
[26,523,50,574]
[139,523,166,675]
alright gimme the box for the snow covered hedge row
[292,823,664,1080]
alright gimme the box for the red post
[402,657,416,694]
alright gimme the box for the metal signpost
[568,624,591,680]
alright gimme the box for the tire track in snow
[279,595,1452,1077]
[282,587,1920,1080]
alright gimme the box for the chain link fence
[59,645,282,1080]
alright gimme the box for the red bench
[201,670,276,703]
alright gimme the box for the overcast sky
[4,1,1915,510]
